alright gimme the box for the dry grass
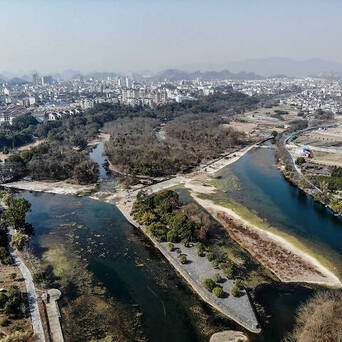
[216,212,328,283]
[285,291,342,342]
[0,263,33,339]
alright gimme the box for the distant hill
[151,69,263,81]
[225,57,342,77]
[8,77,28,85]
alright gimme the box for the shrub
[176,248,181,255]
[181,238,190,247]
[9,273,17,280]
[212,287,224,298]
[166,230,178,243]
[179,255,187,264]
[196,243,204,256]
[167,242,174,251]
[10,232,27,251]
[33,272,45,284]
[211,260,219,269]
[206,252,215,261]
[230,279,243,297]
[203,278,215,292]
[295,157,306,165]
[0,317,10,327]
[220,262,235,279]
[0,293,8,306]
[212,273,221,283]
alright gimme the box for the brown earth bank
[217,213,323,282]
[214,211,339,287]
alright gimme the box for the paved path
[117,203,261,333]
[45,289,64,342]
[8,229,46,342]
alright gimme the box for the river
[214,147,342,279]
[15,146,342,341]
[89,141,109,180]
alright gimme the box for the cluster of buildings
[0,74,214,125]
[228,78,342,114]
[1,73,342,126]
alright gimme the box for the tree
[9,273,17,280]
[73,160,99,184]
[295,157,306,165]
[179,255,187,264]
[167,242,174,251]
[11,232,27,251]
[5,198,31,231]
[140,211,157,226]
[212,287,224,298]
[206,252,215,261]
[203,278,215,292]
[146,222,167,242]
[166,229,178,243]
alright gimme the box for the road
[281,121,342,193]
[8,229,46,342]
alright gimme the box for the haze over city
[1,2,342,342]
[1,0,342,74]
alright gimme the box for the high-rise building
[41,75,53,86]
[32,73,39,85]
[125,77,131,88]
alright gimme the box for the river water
[217,147,342,279]
[15,146,342,341]
[89,142,109,180]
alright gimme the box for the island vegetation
[105,105,251,178]
[132,189,210,244]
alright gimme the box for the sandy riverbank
[202,144,258,174]
[3,180,97,196]
[187,189,341,288]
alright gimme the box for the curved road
[8,228,46,342]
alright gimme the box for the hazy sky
[1,0,342,74]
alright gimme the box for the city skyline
[1,0,342,74]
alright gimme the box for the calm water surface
[220,148,342,278]
[14,147,342,342]
[89,142,109,180]
[19,191,236,342]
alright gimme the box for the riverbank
[187,191,341,288]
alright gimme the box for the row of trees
[0,190,34,254]
[3,141,99,184]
